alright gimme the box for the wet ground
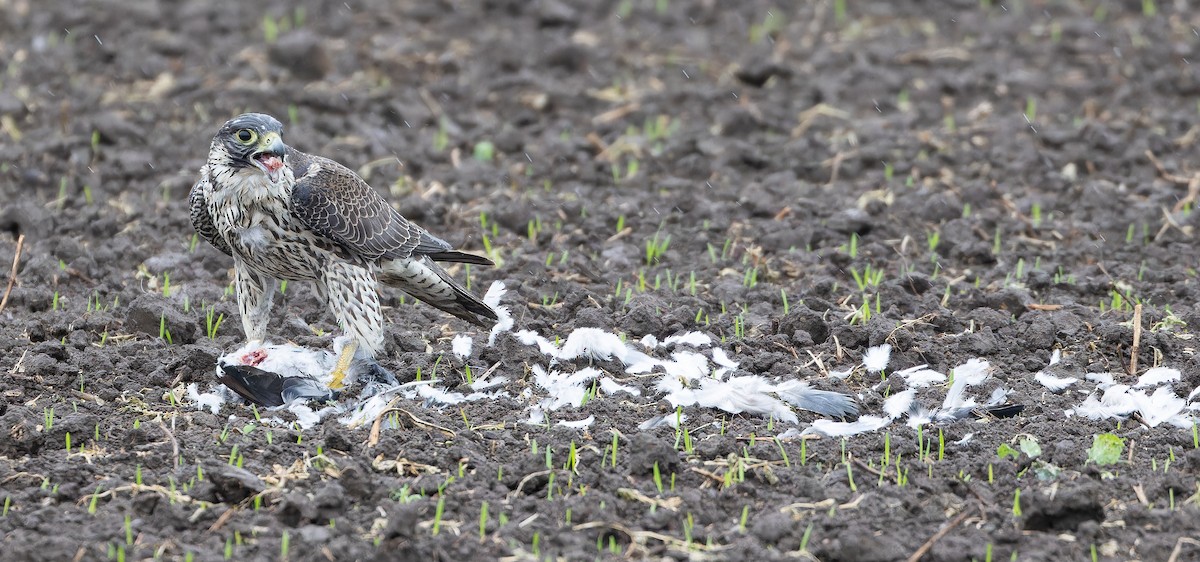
[3,0,1200,560]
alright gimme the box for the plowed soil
[3,1,1200,561]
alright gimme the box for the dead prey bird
[190,113,497,390]
[214,339,394,408]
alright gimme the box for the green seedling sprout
[478,501,489,540]
[431,496,445,535]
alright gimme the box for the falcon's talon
[327,369,347,391]
[327,339,357,391]
[190,113,501,384]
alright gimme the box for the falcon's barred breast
[190,113,497,367]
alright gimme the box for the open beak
[251,133,287,183]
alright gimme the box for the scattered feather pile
[187,338,501,429]
[1026,349,1200,428]
[514,326,859,426]
[186,282,862,430]
[804,350,1023,438]
[1067,366,1197,428]
[187,282,1200,438]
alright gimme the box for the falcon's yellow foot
[328,339,358,390]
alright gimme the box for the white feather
[288,404,324,428]
[711,347,739,369]
[951,358,991,382]
[469,375,507,391]
[802,415,890,438]
[985,387,1010,407]
[1085,372,1116,389]
[772,380,858,417]
[1167,412,1197,429]
[342,382,434,427]
[340,392,397,428]
[654,373,686,395]
[661,351,710,380]
[1048,349,1061,366]
[664,332,712,347]
[416,385,468,406]
[451,334,473,359]
[1134,387,1185,427]
[187,383,225,414]
[599,377,640,397]
[773,428,804,440]
[829,367,854,380]
[1034,372,1077,392]
[1135,367,1181,388]
[532,365,598,411]
[1075,385,1138,420]
[863,344,892,373]
[557,416,595,429]
[907,406,935,428]
[665,376,798,424]
[560,328,629,361]
[896,365,947,388]
[482,280,507,309]
[884,390,916,419]
[624,352,661,374]
[700,376,798,423]
[941,359,990,412]
[515,330,560,356]
[485,282,514,346]
[639,413,684,430]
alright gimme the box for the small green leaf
[1087,433,1124,466]
[1018,437,1042,459]
[472,141,495,162]
[1032,460,1061,481]
[997,443,1019,460]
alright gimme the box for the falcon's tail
[424,250,494,266]
[379,256,498,327]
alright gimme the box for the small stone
[268,31,331,81]
[277,491,318,527]
[207,464,266,504]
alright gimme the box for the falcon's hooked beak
[251,132,287,183]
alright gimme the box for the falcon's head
[211,113,288,183]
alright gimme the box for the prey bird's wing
[288,150,451,262]
[189,174,233,256]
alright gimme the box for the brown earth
[2,1,1200,561]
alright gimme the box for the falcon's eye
[235,129,257,145]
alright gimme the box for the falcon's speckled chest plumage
[189,113,498,361]
[201,149,333,281]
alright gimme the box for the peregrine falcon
[190,113,497,389]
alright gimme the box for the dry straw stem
[905,507,973,562]
[1130,303,1142,376]
[0,233,25,313]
